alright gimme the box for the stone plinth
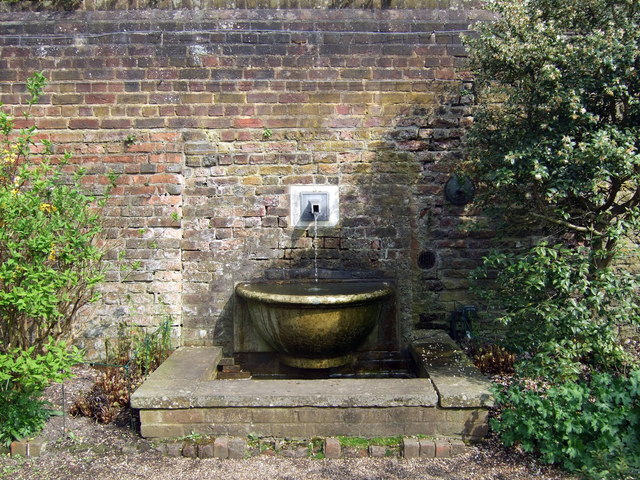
[132,332,493,441]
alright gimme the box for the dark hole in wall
[418,250,437,270]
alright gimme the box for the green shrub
[493,369,640,480]
[0,340,83,446]
[0,72,106,353]
[465,1,640,477]
[473,243,639,377]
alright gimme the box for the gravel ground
[0,365,576,480]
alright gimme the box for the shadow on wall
[188,83,486,356]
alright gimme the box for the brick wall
[0,5,494,357]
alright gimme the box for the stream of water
[312,212,319,283]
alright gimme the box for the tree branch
[531,212,604,236]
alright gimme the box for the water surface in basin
[236,280,393,305]
[232,351,416,380]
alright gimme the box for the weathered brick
[213,437,229,458]
[402,438,420,459]
[449,438,467,456]
[419,439,436,458]
[434,438,451,458]
[165,442,184,457]
[159,409,206,424]
[368,445,387,458]
[324,437,341,459]
[182,443,198,458]
[227,438,246,459]
[198,442,215,459]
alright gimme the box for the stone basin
[235,280,393,369]
[131,333,494,441]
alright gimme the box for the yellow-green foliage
[0,73,106,353]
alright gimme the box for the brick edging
[153,435,470,459]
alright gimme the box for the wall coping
[1,0,486,13]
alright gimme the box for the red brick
[85,94,116,104]
[150,173,181,184]
[233,118,263,128]
[69,118,100,129]
[324,438,341,459]
[435,439,451,458]
[101,118,133,129]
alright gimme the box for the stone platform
[131,330,493,441]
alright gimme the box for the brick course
[139,405,488,440]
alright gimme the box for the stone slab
[410,330,494,408]
[132,346,438,409]
[137,346,222,385]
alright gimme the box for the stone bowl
[235,280,393,369]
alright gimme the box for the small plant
[123,134,137,147]
[69,366,129,424]
[337,436,402,448]
[106,171,120,188]
[307,437,325,459]
[0,340,83,446]
[468,342,515,376]
[262,127,272,139]
[104,315,172,378]
[72,317,173,424]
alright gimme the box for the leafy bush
[465,0,640,266]
[473,243,639,377]
[0,340,83,446]
[0,72,106,353]
[493,369,640,480]
[465,1,640,477]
